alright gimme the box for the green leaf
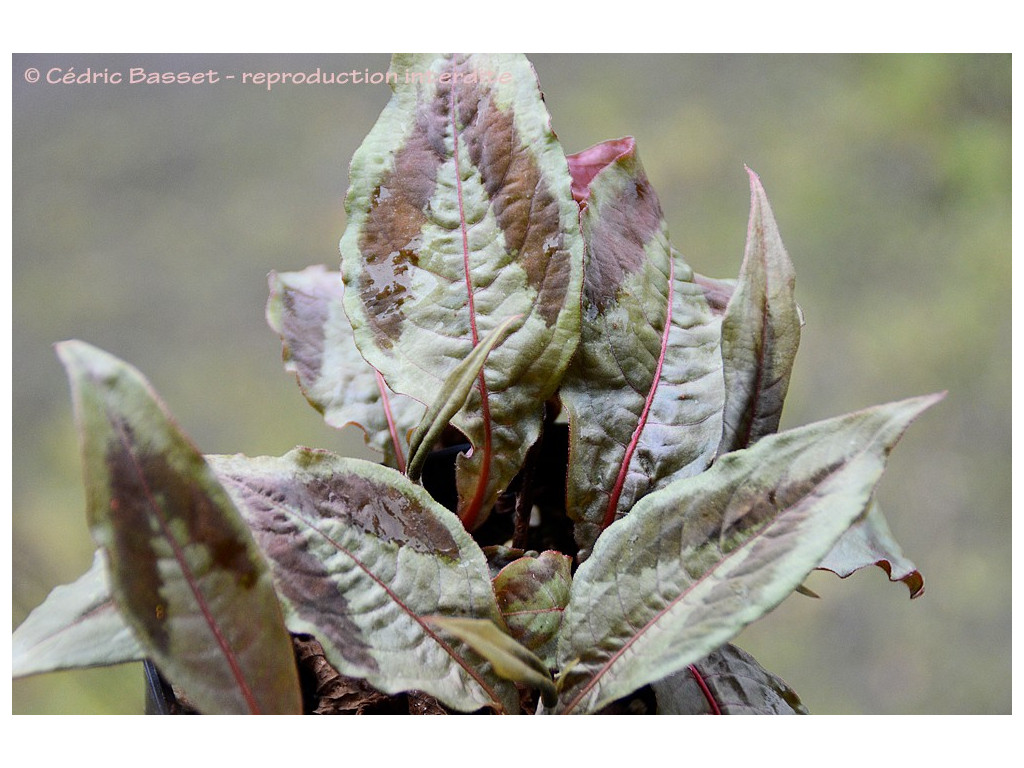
[406,314,521,481]
[266,265,424,470]
[817,500,925,598]
[492,550,572,669]
[425,616,557,707]
[12,550,144,677]
[561,138,725,557]
[340,53,584,530]
[208,449,520,714]
[555,393,943,714]
[651,644,808,714]
[56,340,302,714]
[718,167,802,454]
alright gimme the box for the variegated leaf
[555,393,943,714]
[718,168,802,454]
[651,643,808,714]
[818,500,925,598]
[266,265,424,471]
[340,53,584,529]
[12,550,144,677]
[208,449,520,714]
[56,341,302,714]
[560,138,725,557]
[492,550,572,669]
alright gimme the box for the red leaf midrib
[223,472,507,712]
[108,412,262,714]
[449,74,492,530]
[601,256,676,531]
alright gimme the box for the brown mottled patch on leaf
[220,475,378,671]
[446,60,569,327]
[358,106,446,348]
[104,417,258,654]
[579,144,665,312]
[693,273,736,317]
[279,283,330,385]
[310,473,461,558]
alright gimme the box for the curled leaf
[818,500,925,598]
[406,314,521,481]
[425,616,557,707]
[718,168,801,454]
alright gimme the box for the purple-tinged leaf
[340,53,584,530]
[56,341,302,714]
[561,138,724,557]
[208,449,520,714]
[555,393,943,714]
[267,266,424,470]
[492,550,572,669]
[718,168,802,454]
[13,550,144,677]
[818,500,925,598]
[651,644,807,714]
[693,273,736,317]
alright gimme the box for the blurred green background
[12,53,1010,714]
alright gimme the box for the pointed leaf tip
[718,168,802,454]
[56,341,302,714]
[556,392,942,713]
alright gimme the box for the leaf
[555,393,943,714]
[651,644,808,714]
[560,138,725,557]
[693,273,736,317]
[208,448,520,714]
[12,550,144,677]
[56,340,302,715]
[266,265,424,470]
[340,53,584,530]
[406,314,521,481]
[425,616,557,707]
[718,167,802,454]
[817,500,925,598]
[492,550,572,669]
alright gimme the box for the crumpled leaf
[12,550,144,677]
[56,340,302,714]
[492,550,572,669]
[340,53,584,530]
[651,643,808,714]
[425,616,557,707]
[266,265,424,470]
[717,168,802,455]
[208,448,520,714]
[817,500,925,598]
[561,138,724,557]
[555,393,943,714]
